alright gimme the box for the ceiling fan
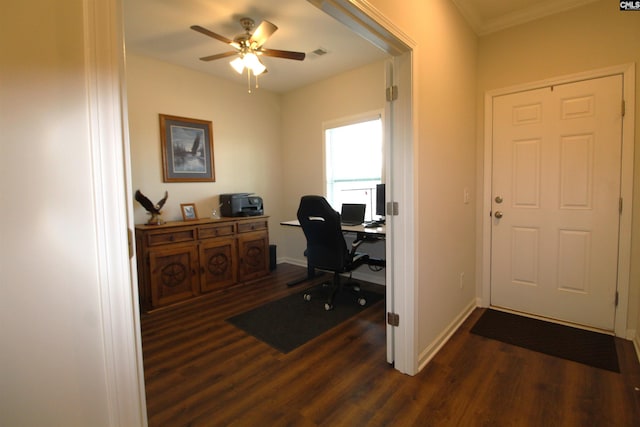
[191,18,306,91]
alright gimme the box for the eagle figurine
[135,190,168,225]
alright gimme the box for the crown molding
[452,0,599,36]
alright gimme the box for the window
[325,116,383,221]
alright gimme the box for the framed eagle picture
[159,114,215,182]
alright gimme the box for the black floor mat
[227,283,384,353]
[471,309,619,372]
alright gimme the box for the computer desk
[280,219,386,286]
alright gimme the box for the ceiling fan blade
[249,20,277,47]
[191,25,240,49]
[260,48,306,61]
[199,51,238,62]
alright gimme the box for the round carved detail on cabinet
[207,253,229,276]
[160,262,187,287]
[245,246,263,267]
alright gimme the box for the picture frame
[180,203,199,221]
[159,114,215,182]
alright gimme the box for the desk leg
[287,262,323,287]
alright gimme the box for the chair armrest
[350,238,366,257]
[350,252,370,270]
[352,252,369,262]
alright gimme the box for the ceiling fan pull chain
[247,69,252,93]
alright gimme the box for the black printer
[219,193,264,217]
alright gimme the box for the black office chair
[296,195,370,310]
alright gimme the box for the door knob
[495,196,503,204]
[494,211,503,219]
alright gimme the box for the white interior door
[490,75,623,331]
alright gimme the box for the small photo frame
[160,114,215,182]
[180,203,198,221]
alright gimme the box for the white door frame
[308,0,418,374]
[86,0,148,424]
[480,64,636,338]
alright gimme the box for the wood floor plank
[141,263,640,426]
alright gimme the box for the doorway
[309,0,416,373]
[482,65,635,336]
[123,0,416,376]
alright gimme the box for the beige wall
[476,0,640,336]
[368,0,479,363]
[2,0,135,424]
[126,54,286,243]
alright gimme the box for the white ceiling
[124,0,389,93]
[124,0,595,93]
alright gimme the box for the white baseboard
[417,299,477,371]
[277,257,305,267]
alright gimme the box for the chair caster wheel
[324,303,333,311]
[358,298,366,306]
[303,293,311,301]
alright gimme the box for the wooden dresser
[135,216,270,312]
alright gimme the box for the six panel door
[490,75,623,330]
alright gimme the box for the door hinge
[387,312,400,327]
[615,291,619,307]
[386,201,399,216]
[619,197,623,214]
[622,100,626,117]
[386,85,398,102]
[127,228,134,259]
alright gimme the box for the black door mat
[471,309,619,372]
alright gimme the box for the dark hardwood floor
[141,263,640,426]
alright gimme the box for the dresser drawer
[146,228,196,246]
[237,219,268,234]
[199,223,235,239]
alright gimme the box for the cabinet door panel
[238,231,269,282]
[200,238,237,292]
[149,245,199,307]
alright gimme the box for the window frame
[322,111,384,221]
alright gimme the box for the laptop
[340,203,366,226]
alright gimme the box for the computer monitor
[375,183,385,217]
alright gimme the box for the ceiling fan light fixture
[192,18,305,93]
[244,52,266,75]
[229,52,266,76]
[230,57,244,74]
